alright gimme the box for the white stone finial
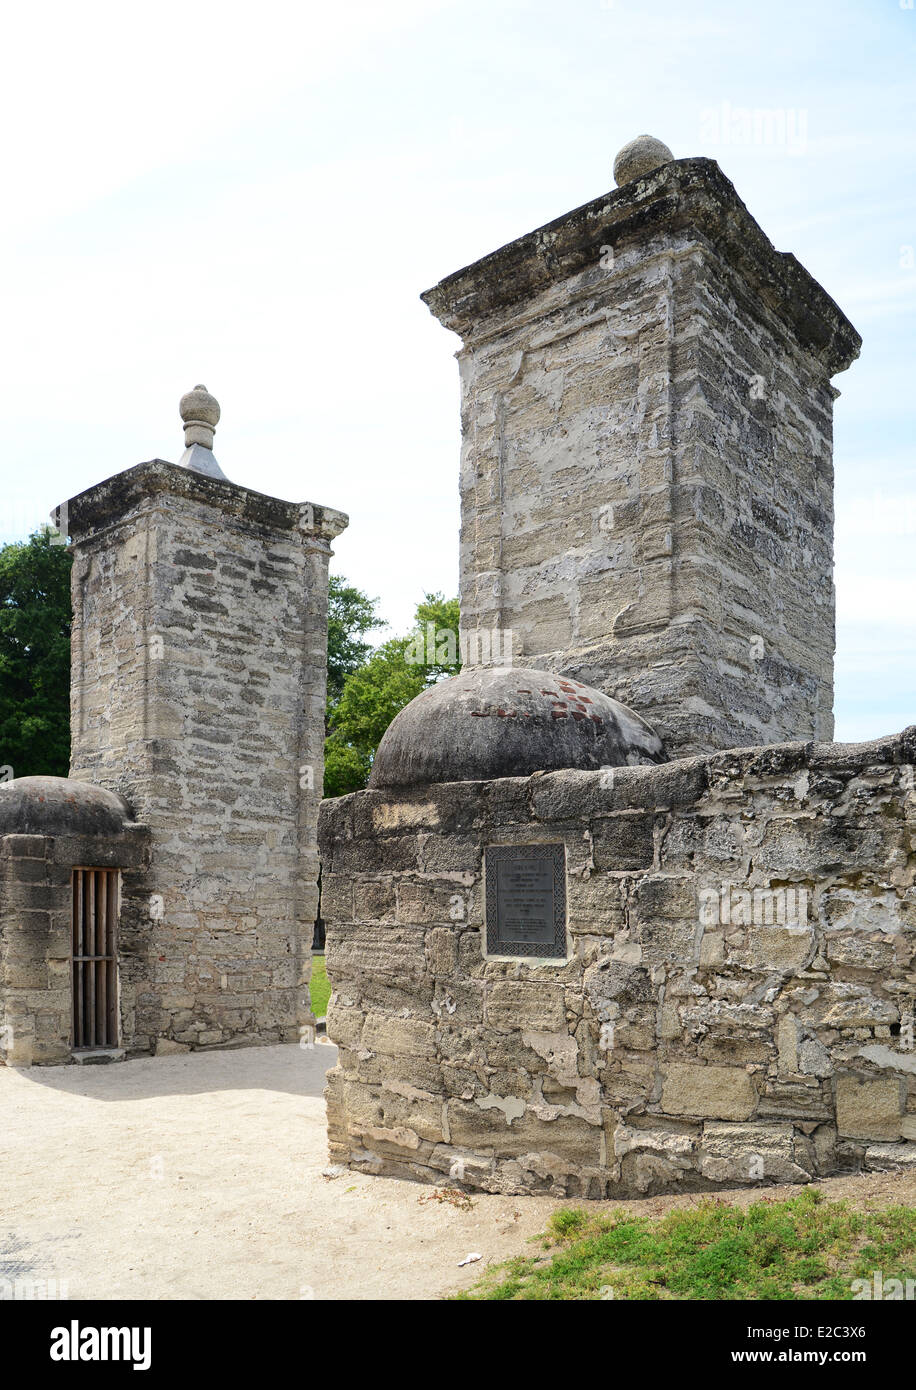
[613,134,674,187]
[177,384,228,481]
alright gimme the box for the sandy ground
[3,1042,916,1301]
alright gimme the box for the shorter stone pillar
[61,388,347,1054]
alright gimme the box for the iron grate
[71,868,120,1050]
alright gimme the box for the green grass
[309,954,330,1017]
[454,1188,916,1300]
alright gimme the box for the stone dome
[368,666,666,789]
[0,777,133,836]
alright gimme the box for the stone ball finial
[176,384,228,481]
[179,384,220,449]
[613,134,674,187]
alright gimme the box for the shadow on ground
[6,1040,337,1102]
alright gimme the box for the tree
[326,575,384,708]
[0,528,72,779]
[323,593,461,797]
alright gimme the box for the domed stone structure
[368,666,666,788]
[0,777,148,1066]
[0,777,132,837]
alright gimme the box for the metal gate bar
[71,869,119,1049]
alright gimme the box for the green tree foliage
[0,528,72,778]
[326,575,384,707]
[323,592,461,797]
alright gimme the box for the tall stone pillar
[62,387,347,1053]
[422,136,861,756]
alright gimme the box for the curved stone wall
[319,729,916,1197]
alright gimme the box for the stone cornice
[57,459,348,545]
[421,157,861,376]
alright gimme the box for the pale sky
[1,0,913,742]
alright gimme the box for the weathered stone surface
[423,157,859,757]
[835,1075,904,1142]
[446,1100,602,1164]
[427,927,457,978]
[592,814,656,871]
[60,457,346,1057]
[699,1121,812,1184]
[799,1037,834,1078]
[733,925,814,974]
[320,741,916,1194]
[636,876,697,920]
[486,981,567,1032]
[0,779,132,837]
[369,666,665,789]
[362,1012,437,1059]
[1,821,148,1064]
[613,134,675,186]
[862,1142,916,1170]
[661,1063,757,1120]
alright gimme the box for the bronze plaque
[485,843,566,958]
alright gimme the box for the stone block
[734,925,814,974]
[320,874,353,923]
[396,877,467,926]
[353,878,396,921]
[698,930,724,968]
[636,875,697,920]
[486,980,567,1032]
[446,1100,602,1163]
[591,814,656,871]
[333,835,421,875]
[661,1063,757,1120]
[419,835,482,874]
[835,1074,904,1142]
[427,927,457,977]
[825,932,900,971]
[566,874,626,935]
[776,1013,798,1073]
[362,1011,437,1059]
[699,1121,812,1184]
[1,835,48,859]
[325,1000,364,1050]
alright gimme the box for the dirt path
[0,1043,560,1300]
[2,1043,915,1301]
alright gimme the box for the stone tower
[422,136,861,756]
[61,388,347,1053]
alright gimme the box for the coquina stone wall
[66,460,346,1055]
[423,158,861,757]
[0,801,149,1066]
[320,730,916,1197]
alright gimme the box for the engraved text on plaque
[484,843,566,959]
